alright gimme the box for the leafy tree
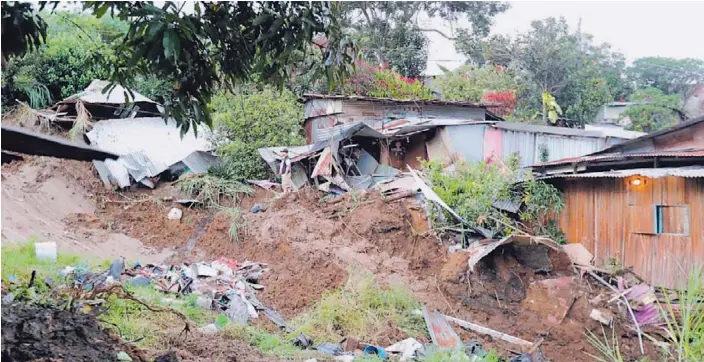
[564,78,612,123]
[339,2,508,77]
[622,87,682,133]
[1,2,47,69]
[209,86,305,182]
[2,12,123,109]
[2,1,355,132]
[628,57,704,104]
[456,17,630,124]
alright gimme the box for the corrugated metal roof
[590,115,704,155]
[301,93,498,108]
[60,80,156,105]
[537,166,704,180]
[536,150,704,167]
[492,122,607,138]
[86,117,213,186]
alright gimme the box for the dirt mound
[153,332,277,362]
[1,303,137,362]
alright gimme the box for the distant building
[593,101,637,125]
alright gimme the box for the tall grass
[661,269,704,362]
[585,324,625,362]
[288,270,427,344]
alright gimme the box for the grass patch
[226,207,246,242]
[178,173,253,208]
[1,239,109,286]
[288,271,428,345]
[422,346,501,362]
[100,285,213,348]
[221,323,323,360]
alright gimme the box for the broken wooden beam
[443,314,534,349]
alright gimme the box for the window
[655,205,690,235]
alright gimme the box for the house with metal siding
[533,116,704,288]
[300,94,641,170]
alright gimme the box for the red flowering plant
[482,90,516,116]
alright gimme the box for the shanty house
[533,116,704,288]
[300,94,642,170]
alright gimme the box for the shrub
[210,85,305,182]
[422,160,564,239]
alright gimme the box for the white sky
[426,1,704,68]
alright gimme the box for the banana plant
[541,92,563,124]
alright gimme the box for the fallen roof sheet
[535,150,704,167]
[537,166,704,180]
[60,79,156,105]
[1,125,118,162]
[86,117,214,187]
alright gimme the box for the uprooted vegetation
[422,159,565,242]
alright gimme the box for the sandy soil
[1,157,172,264]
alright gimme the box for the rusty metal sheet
[422,307,463,349]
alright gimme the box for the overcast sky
[426,1,704,68]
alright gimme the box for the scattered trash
[116,351,133,361]
[343,337,360,352]
[167,208,183,220]
[590,308,614,326]
[250,203,267,213]
[108,258,124,279]
[35,241,57,262]
[293,333,313,349]
[125,275,151,287]
[386,338,423,361]
[314,342,344,355]
[509,353,532,362]
[623,283,661,326]
[363,345,388,359]
[465,339,486,357]
[333,356,355,362]
[191,264,217,277]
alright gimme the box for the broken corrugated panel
[181,151,218,173]
[345,175,374,190]
[86,117,213,186]
[492,199,521,214]
[311,147,333,178]
[422,307,463,349]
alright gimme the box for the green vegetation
[423,347,501,362]
[422,160,564,241]
[585,324,625,362]
[209,85,305,182]
[222,323,323,360]
[661,269,704,362]
[289,271,428,344]
[1,239,105,286]
[178,173,253,209]
[433,65,518,102]
[623,87,682,133]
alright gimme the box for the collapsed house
[33,80,217,189]
[533,115,704,288]
[260,94,646,192]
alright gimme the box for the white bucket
[35,242,57,262]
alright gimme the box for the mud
[1,304,139,362]
[1,153,661,361]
